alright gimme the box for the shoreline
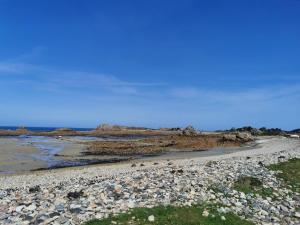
[0,136,294,186]
[0,133,248,175]
[0,137,299,225]
[0,137,257,177]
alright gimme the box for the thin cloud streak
[167,85,300,104]
[1,54,299,111]
[0,60,166,95]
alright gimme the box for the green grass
[84,204,254,225]
[233,176,274,198]
[267,158,300,192]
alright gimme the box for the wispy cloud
[0,62,42,74]
[167,85,300,104]
[0,58,165,96]
[1,51,300,112]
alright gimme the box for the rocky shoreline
[0,137,299,225]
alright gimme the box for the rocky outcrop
[16,127,29,133]
[236,132,253,141]
[96,124,113,130]
[223,132,253,142]
[181,126,199,136]
[291,129,300,134]
[227,126,287,136]
[96,124,150,131]
[259,127,286,136]
[222,134,237,142]
[55,128,74,132]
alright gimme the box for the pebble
[202,210,209,217]
[26,204,36,211]
[148,215,155,222]
[16,205,25,213]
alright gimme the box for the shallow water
[0,135,256,174]
[16,136,65,166]
[0,135,135,174]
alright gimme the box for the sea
[0,126,93,132]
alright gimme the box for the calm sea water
[0,126,93,132]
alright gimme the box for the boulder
[249,128,263,136]
[236,132,253,141]
[222,134,237,142]
[181,126,199,136]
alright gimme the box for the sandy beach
[0,137,46,173]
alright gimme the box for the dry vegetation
[84,134,245,156]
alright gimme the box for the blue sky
[0,0,299,130]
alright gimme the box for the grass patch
[84,204,254,225]
[267,158,300,192]
[233,176,273,198]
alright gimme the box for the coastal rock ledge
[0,137,299,225]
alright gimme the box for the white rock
[16,205,25,213]
[26,204,36,211]
[240,192,246,199]
[127,201,135,209]
[148,215,155,222]
[202,210,209,217]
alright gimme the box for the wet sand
[0,136,133,174]
[0,134,254,175]
[0,137,46,173]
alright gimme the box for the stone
[55,204,65,212]
[16,205,25,213]
[128,201,135,208]
[294,212,300,218]
[217,207,227,214]
[113,184,123,194]
[28,185,41,193]
[26,204,36,211]
[222,134,237,142]
[67,190,84,199]
[236,132,253,141]
[240,192,246,199]
[280,205,289,212]
[0,190,7,198]
[69,204,82,214]
[182,126,198,136]
[148,215,155,222]
[202,210,209,217]
[49,212,60,218]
